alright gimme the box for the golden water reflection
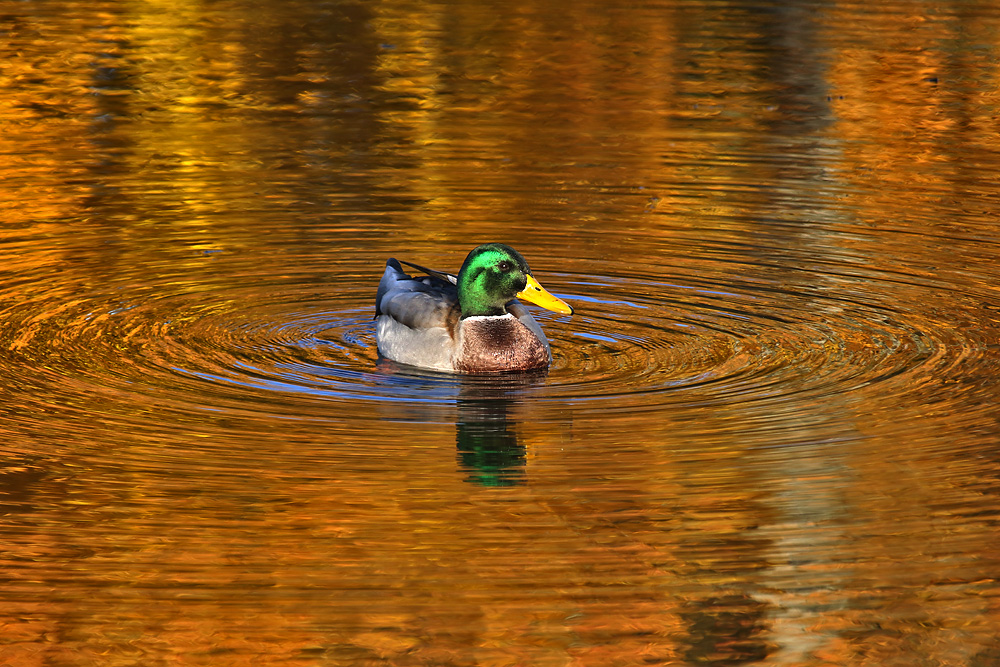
[2,1,1000,665]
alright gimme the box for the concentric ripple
[1,257,996,440]
[543,273,957,409]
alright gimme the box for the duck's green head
[456,243,574,318]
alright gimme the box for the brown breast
[456,316,550,373]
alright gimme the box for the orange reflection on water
[2,1,1000,666]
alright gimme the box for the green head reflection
[454,371,546,487]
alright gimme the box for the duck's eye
[497,260,512,272]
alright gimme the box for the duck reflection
[454,371,547,487]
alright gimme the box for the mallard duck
[375,243,574,373]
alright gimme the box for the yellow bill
[516,274,574,315]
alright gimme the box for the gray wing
[376,258,460,329]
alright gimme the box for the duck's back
[375,259,460,371]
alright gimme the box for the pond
[3,0,1000,665]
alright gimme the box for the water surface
[3,1,1000,665]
